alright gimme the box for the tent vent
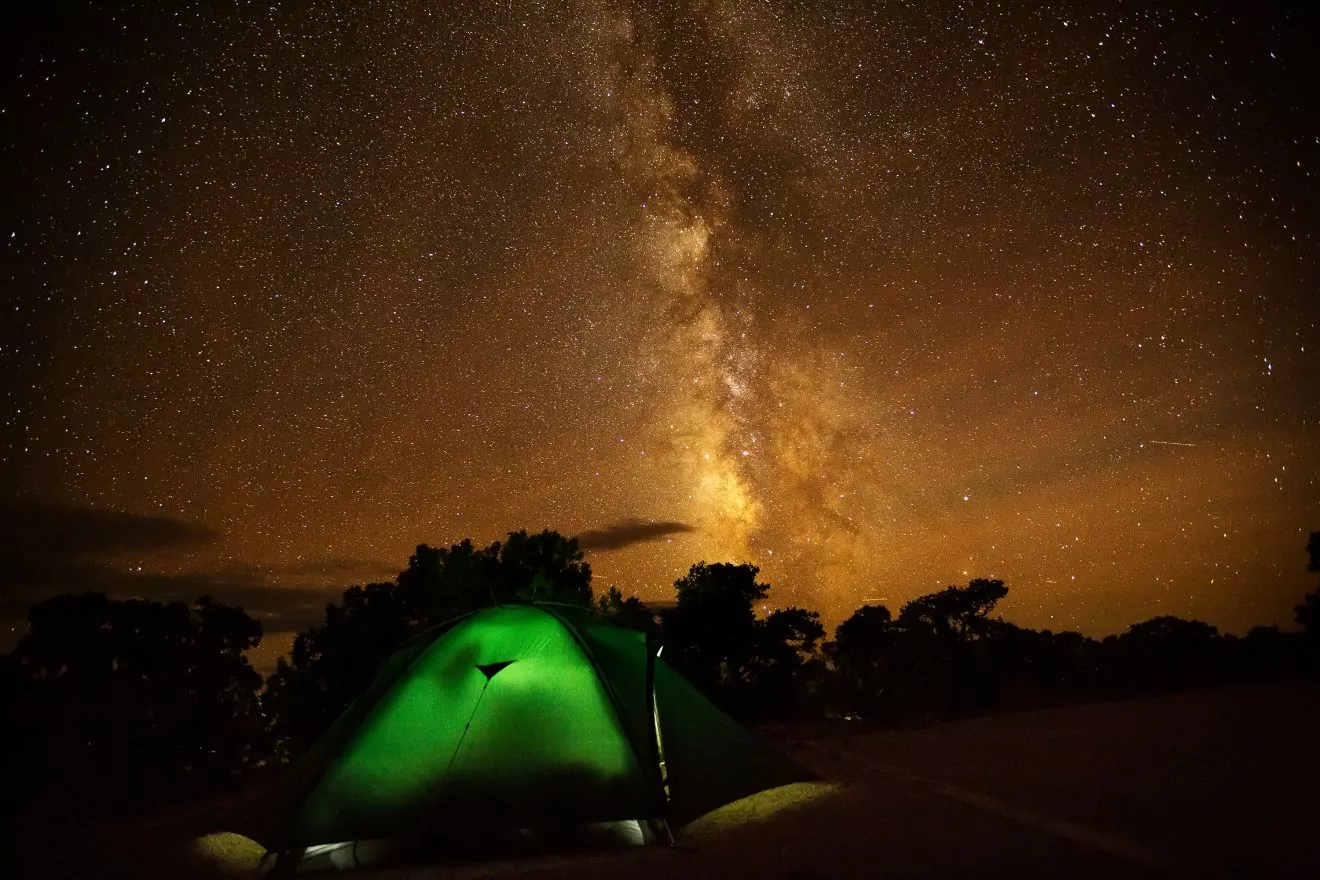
[476,660,514,680]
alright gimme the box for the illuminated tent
[244,604,812,869]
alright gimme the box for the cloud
[0,567,344,644]
[0,502,392,647]
[0,500,218,584]
[576,518,696,552]
[105,570,344,631]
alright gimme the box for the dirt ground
[37,680,1320,879]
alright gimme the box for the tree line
[3,529,1318,828]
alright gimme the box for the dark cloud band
[577,518,696,552]
[0,502,390,645]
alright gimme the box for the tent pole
[645,635,674,846]
[443,679,492,781]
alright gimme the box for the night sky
[3,2,1318,665]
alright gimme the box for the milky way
[3,2,1318,662]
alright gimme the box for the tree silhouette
[1099,615,1227,695]
[5,592,264,819]
[830,604,901,720]
[392,530,592,619]
[1237,624,1306,679]
[1296,531,1320,642]
[264,529,593,757]
[826,581,1020,720]
[894,579,1011,714]
[660,562,768,706]
[748,607,827,720]
[658,563,832,720]
[897,578,1009,642]
[596,586,659,634]
[501,528,593,605]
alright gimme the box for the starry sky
[3,1,1318,665]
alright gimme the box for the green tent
[246,604,813,869]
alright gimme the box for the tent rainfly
[241,604,814,871]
